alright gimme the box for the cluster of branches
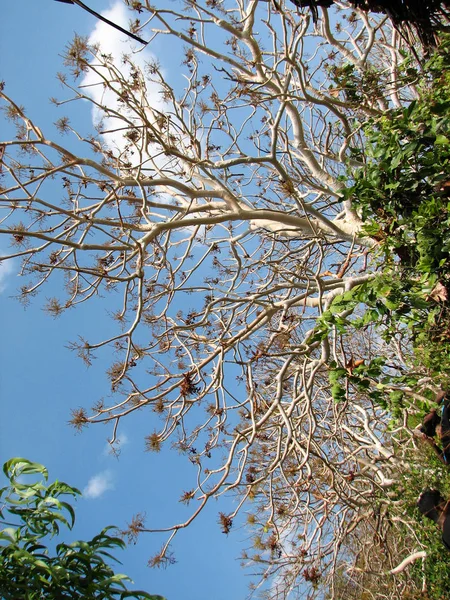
[0,1,442,597]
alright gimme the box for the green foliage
[345,34,450,362]
[328,62,391,106]
[314,36,450,418]
[364,39,450,382]
[394,448,450,599]
[0,458,163,600]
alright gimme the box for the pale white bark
[390,551,427,575]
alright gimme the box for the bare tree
[0,1,430,596]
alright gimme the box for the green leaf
[405,100,417,118]
[3,458,48,482]
[331,383,346,403]
[0,528,18,543]
[436,134,450,145]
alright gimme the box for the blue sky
[0,2,251,598]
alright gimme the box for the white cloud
[87,1,146,53]
[81,3,207,222]
[83,470,114,499]
[0,259,15,292]
[81,2,166,158]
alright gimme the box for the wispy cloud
[83,470,114,499]
[0,258,15,292]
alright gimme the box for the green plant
[0,457,164,600]
[399,449,450,599]
[311,36,450,416]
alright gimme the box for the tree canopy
[2,1,450,597]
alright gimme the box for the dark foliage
[289,0,450,47]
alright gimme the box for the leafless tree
[0,1,432,596]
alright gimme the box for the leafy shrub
[0,457,163,600]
